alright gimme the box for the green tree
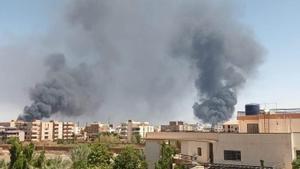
[155,143,176,169]
[292,158,300,169]
[44,157,72,169]
[87,144,112,168]
[33,150,46,168]
[8,139,30,169]
[23,143,34,163]
[71,144,91,169]
[113,146,147,169]
[132,133,141,144]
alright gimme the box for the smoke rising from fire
[18,1,264,123]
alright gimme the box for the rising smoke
[18,53,101,121]
[18,1,264,123]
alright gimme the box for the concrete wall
[181,141,209,163]
[239,115,300,133]
[41,122,54,141]
[214,133,292,169]
[145,140,161,169]
[291,133,300,159]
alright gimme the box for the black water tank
[245,104,260,115]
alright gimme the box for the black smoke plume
[17,1,264,122]
[174,10,264,124]
[18,54,101,121]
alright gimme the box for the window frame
[224,150,241,161]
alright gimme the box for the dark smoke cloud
[17,1,263,123]
[173,3,264,124]
[18,54,101,121]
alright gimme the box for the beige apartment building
[0,120,75,142]
[62,122,75,140]
[145,132,300,169]
[53,121,63,140]
[119,120,154,142]
[84,123,112,139]
[161,121,197,132]
[0,126,25,141]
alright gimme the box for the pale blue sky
[0,1,300,121]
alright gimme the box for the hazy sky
[0,1,300,123]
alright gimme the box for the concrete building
[31,120,41,142]
[238,112,300,133]
[223,120,239,133]
[53,121,63,140]
[0,120,76,142]
[161,121,197,132]
[119,120,154,142]
[84,122,112,140]
[62,122,75,140]
[145,132,300,169]
[0,126,25,141]
[40,121,54,141]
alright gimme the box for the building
[119,120,154,143]
[62,122,75,140]
[53,121,63,140]
[84,122,112,140]
[0,126,25,142]
[31,120,42,142]
[40,121,54,141]
[145,132,300,169]
[160,121,197,132]
[238,111,300,133]
[0,120,76,142]
[223,120,239,133]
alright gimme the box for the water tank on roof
[245,104,260,115]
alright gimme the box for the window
[197,147,202,156]
[296,150,300,159]
[247,124,259,133]
[224,150,241,161]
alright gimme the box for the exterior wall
[120,120,154,142]
[238,114,300,133]
[63,122,75,140]
[291,133,300,160]
[0,127,25,141]
[146,132,296,169]
[223,123,239,133]
[161,121,197,132]
[145,140,161,169]
[181,141,209,163]
[214,133,292,169]
[238,119,259,133]
[31,120,41,141]
[139,125,154,138]
[41,122,54,141]
[53,121,63,140]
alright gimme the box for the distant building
[62,122,75,140]
[119,120,154,143]
[160,121,197,132]
[222,120,239,133]
[84,122,113,140]
[0,126,25,142]
[0,120,76,142]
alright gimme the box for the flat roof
[145,132,293,142]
